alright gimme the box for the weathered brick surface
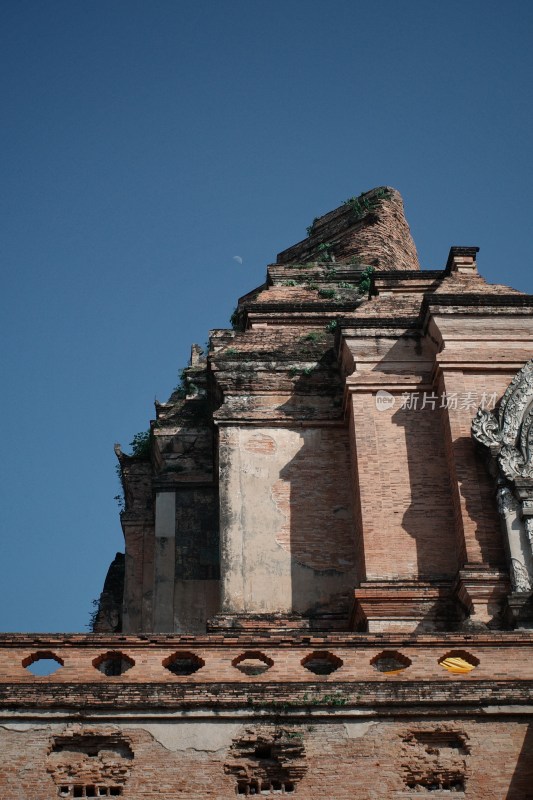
[277,187,420,271]
[93,553,125,633]
[350,398,456,582]
[8,191,533,797]
[2,633,533,685]
[270,428,355,573]
[2,716,533,799]
[2,631,533,796]
[439,370,512,568]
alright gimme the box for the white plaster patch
[343,721,379,739]
[241,464,268,478]
[125,722,242,752]
[481,706,533,714]
[0,722,59,732]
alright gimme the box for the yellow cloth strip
[440,657,476,673]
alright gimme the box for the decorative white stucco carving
[472,360,533,482]
[495,487,531,592]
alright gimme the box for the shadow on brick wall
[506,721,533,799]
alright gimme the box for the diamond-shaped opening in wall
[22,651,64,676]
[162,651,205,676]
[301,650,343,675]
[92,651,135,676]
[438,650,479,674]
[232,651,274,676]
[370,650,412,675]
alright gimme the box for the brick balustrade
[1,633,533,685]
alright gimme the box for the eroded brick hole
[301,650,342,675]
[59,788,123,798]
[57,781,125,797]
[47,732,133,796]
[237,779,295,795]
[225,728,307,795]
[401,730,469,793]
[163,650,205,675]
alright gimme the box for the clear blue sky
[1,0,533,632]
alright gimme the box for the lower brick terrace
[1,634,533,799]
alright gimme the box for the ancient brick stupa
[2,187,533,798]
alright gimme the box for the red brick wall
[439,369,514,567]
[1,717,532,799]
[271,428,356,573]
[2,636,533,798]
[350,395,457,580]
[2,633,533,684]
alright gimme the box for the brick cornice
[1,680,533,713]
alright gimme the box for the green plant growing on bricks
[358,265,375,295]
[301,331,325,342]
[306,217,319,237]
[245,693,346,710]
[337,281,357,290]
[343,187,391,222]
[87,597,100,630]
[171,367,189,398]
[289,365,317,377]
[129,430,150,456]
[230,307,245,331]
[113,431,151,511]
[113,461,124,511]
[316,242,334,262]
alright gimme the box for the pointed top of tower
[277,186,420,271]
